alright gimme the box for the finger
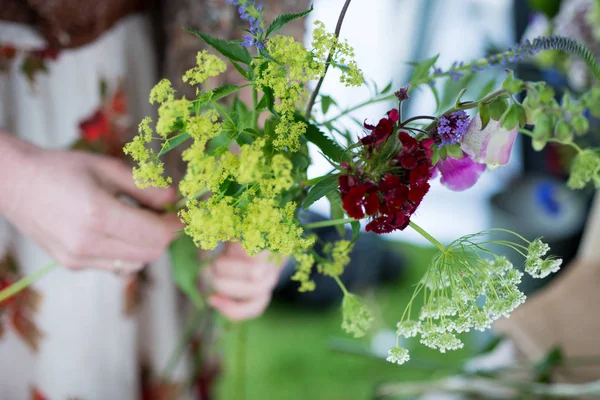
[61,257,143,274]
[210,257,272,281]
[93,157,177,210]
[100,194,182,248]
[210,271,277,301]
[209,293,271,321]
[84,234,164,264]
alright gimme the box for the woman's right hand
[0,133,182,274]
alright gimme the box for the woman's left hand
[206,243,282,321]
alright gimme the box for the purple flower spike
[437,152,487,191]
[461,113,518,168]
[434,110,470,147]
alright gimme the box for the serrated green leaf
[185,28,252,64]
[159,132,191,156]
[321,95,336,115]
[303,120,346,161]
[303,174,339,210]
[212,84,250,102]
[169,235,205,309]
[410,54,440,85]
[256,87,276,114]
[231,61,249,79]
[265,5,314,37]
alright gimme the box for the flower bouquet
[3,0,600,366]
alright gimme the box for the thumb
[92,156,177,210]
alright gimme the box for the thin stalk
[321,94,396,125]
[162,309,206,379]
[304,218,355,230]
[408,221,446,253]
[0,262,58,304]
[252,86,259,130]
[400,115,437,127]
[305,0,353,119]
[235,323,248,400]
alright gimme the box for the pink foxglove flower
[461,113,518,168]
[437,152,487,191]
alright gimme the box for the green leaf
[256,87,276,114]
[428,83,441,112]
[212,84,250,102]
[499,103,523,130]
[159,132,191,156]
[431,147,441,166]
[321,95,336,115]
[303,120,346,161]
[528,0,562,19]
[488,97,509,121]
[446,144,463,159]
[185,28,252,64]
[410,54,440,85]
[479,103,490,130]
[303,174,339,210]
[169,234,205,309]
[265,5,314,38]
[380,81,393,94]
[533,347,564,383]
[350,221,361,244]
[329,195,345,238]
[231,61,249,79]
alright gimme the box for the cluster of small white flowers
[341,294,374,338]
[386,346,410,365]
[388,234,562,365]
[525,238,563,278]
[396,320,420,338]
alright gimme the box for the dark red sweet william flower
[342,183,379,219]
[360,109,400,147]
[339,111,434,234]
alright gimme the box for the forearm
[0,131,38,216]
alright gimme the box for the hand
[207,243,281,321]
[0,135,181,273]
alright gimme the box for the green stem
[305,0,353,119]
[408,221,446,253]
[304,218,355,230]
[321,94,396,125]
[252,86,259,130]
[0,262,58,304]
[235,323,248,400]
[332,275,349,295]
[162,309,206,379]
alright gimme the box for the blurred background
[213,0,595,399]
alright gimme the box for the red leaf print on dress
[0,254,44,352]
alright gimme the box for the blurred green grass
[215,242,476,400]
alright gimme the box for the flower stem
[333,275,349,296]
[321,94,396,125]
[305,0,353,119]
[252,86,259,130]
[0,262,58,304]
[235,323,248,400]
[408,221,446,253]
[304,218,355,229]
[162,308,206,379]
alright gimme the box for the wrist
[0,132,40,216]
